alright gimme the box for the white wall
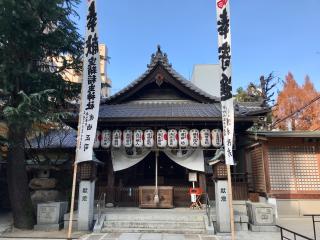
[191,64,221,98]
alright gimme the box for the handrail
[304,214,320,240]
[276,225,313,240]
[96,192,106,224]
[204,193,212,227]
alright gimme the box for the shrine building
[67,46,269,208]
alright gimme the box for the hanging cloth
[111,147,151,171]
[163,149,205,172]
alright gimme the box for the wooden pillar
[199,172,207,192]
[106,152,115,204]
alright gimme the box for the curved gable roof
[103,46,219,104]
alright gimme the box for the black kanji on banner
[85,33,99,57]
[220,73,232,101]
[87,1,97,32]
[218,42,231,71]
[217,8,230,39]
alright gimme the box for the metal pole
[154,150,159,204]
[155,151,158,190]
[227,165,235,240]
[313,216,316,240]
[67,162,78,239]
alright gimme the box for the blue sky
[75,0,320,95]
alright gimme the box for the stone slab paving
[80,232,280,240]
[277,217,320,239]
[0,211,12,235]
[0,229,86,239]
[3,215,319,240]
[0,231,281,240]
[81,233,217,240]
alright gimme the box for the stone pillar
[198,173,207,192]
[78,180,96,231]
[215,180,231,233]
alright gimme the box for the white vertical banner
[75,0,101,163]
[216,0,234,165]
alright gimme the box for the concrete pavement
[0,211,12,236]
[1,215,319,240]
[277,217,320,239]
[80,232,281,240]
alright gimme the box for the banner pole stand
[67,0,100,238]
[67,162,78,239]
[227,165,235,240]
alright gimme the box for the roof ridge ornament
[148,45,172,68]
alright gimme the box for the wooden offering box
[139,186,173,208]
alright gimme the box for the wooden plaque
[139,186,173,208]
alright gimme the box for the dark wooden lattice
[268,146,320,192]
[251,147,266,192]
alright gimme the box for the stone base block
[64,220,78,231]
[235,222,248,231]
[240,215,249,222]
[34,222,63,231]
[203,215,215,235]
[248,223,279,232]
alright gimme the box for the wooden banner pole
[227,165,235,240]
[154,150,159,204]
[67,162,78,239]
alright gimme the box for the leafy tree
[0,0,82,229]
[273,73,320,130]
[300,76,320,130]
[235,73,278,107]
[235,83,261,102]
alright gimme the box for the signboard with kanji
[216,0,234,165]
[75,0,101,163]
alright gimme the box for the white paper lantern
[134,130,144,147]
[157,129,167,148]
[101,130,111,148]
[178,129,189,147]
[189,129,200,147]
[212,129,223,147]
[200,129,211,147]
[123,129,133,148]
[144,129,154,148]
[168,129,178,148]
[93,130,101,148]
[112,130,122,148]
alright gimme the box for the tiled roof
[98,101,268,120]
[248,131,320,138]
[28,129,77,149]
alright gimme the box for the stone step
[103,220,205,229]
[104,214,205,222]
[101,227,206,234]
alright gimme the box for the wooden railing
[98,187,139,207]
[232,173,249,200]
[207,173,249,201]
[96,174,249,207]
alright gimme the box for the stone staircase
[100,208,207,234]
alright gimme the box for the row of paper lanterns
[94,129,223,149]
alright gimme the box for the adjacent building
[245,131,320,216]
